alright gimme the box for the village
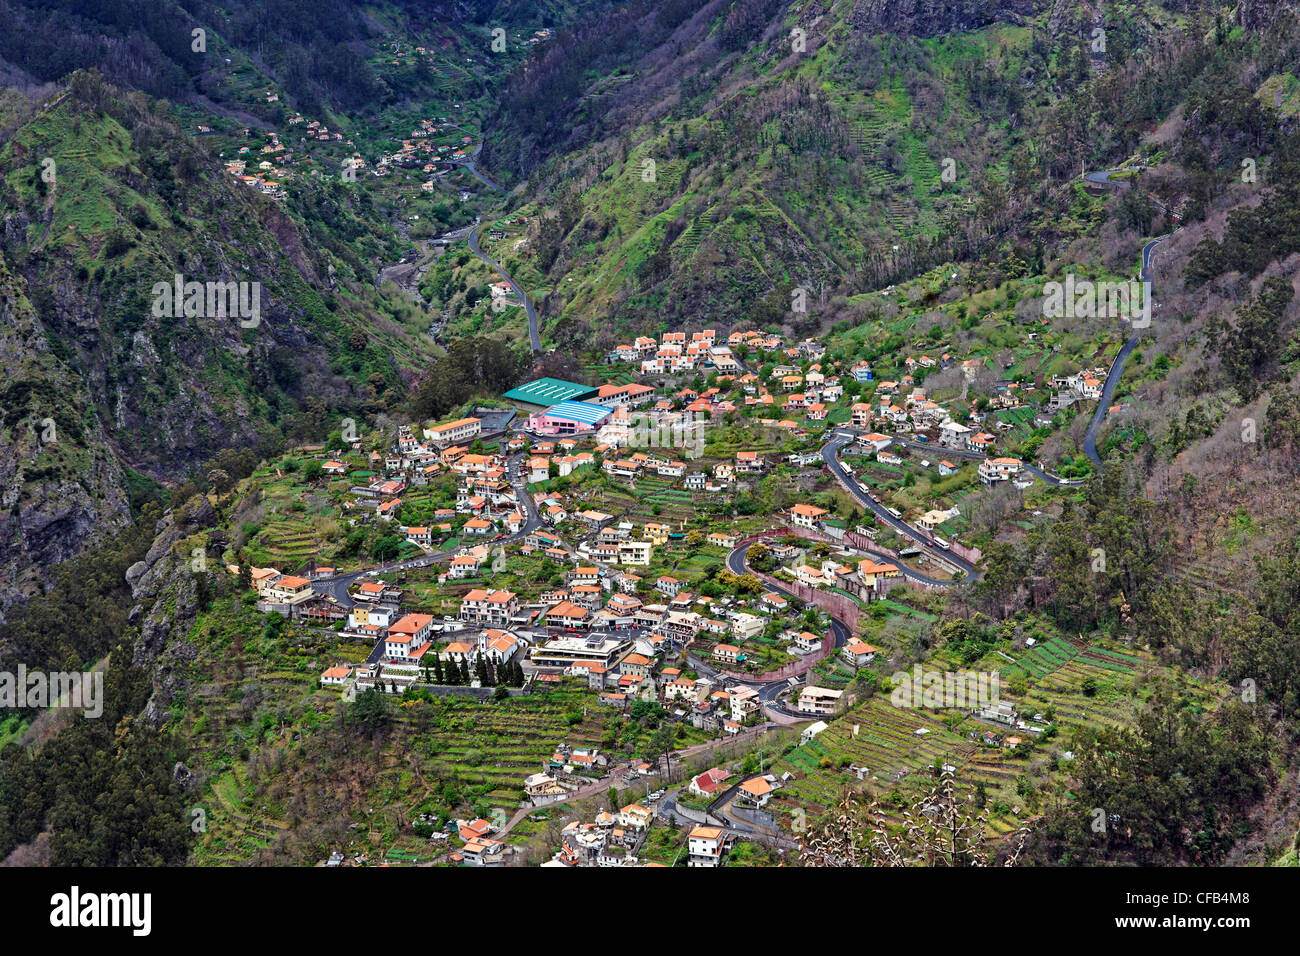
[221,317,1113,865]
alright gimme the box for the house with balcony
[459,588,519,627]
[688,826,727,867]
[978,457,1023,484]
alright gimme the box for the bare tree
[800,772,1031,867]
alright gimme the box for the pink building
[527,400,613,436]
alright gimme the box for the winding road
[819,432,978,585]
[1080,167,1175,467]
[468,222,542,352]
[441,140,542,353]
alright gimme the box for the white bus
[933,536,951,550]
[887,507,902,519]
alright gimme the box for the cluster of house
[445,815,508,867]
[735,357,844,427]
[543,800,660,868]
[1048,367,1108,409]
[597,330,851,435]
[225,128,291,199]
[324,418,535,543]
[220,114,356,199]
[606,328,745,373]
[376,121,477,189]
[536,763,785,867]
[605,328,827,371]
[318,596,528,693]
[306,551,808,708]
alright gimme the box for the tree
[1214,277,1295,400]
[647,723,676,775]
[801,774,1029,866]
[372,535,404,561]
[347,688,391,738]
[746,543,773,572]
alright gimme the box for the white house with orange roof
[978,457,1023,484]
[425,416,482,446]
[320,665,353,686]
[688,826,726,867]
[479,629,521,664]
[790,503,828,529]
[459,588,518,627]
[264,574,314,605]
[736,775,777,808]
[385,614,435,660]
[842,640,879,667]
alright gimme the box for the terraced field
[771,698,988,820]
[1006,634,1080,679]
[764,624,1164,843]
[188,678,629,864]
[422,696,606,801]
[250,517,321,566]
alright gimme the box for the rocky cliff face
[0,253,130,616]
[0,73,395,612]
[125,503,209,725]
[1235,0,1300,31]
[0,77,344,482]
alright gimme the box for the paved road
[433,138,541,353]
[445,140,505,192]
[449,140,541,352]
[311,456,545,610]
[1083,167,1139,186]
[1080,167,1175,467]
[715,535,860,721]
[467,222,541,352]
[819,433,978,584]
[883,436,1083,488]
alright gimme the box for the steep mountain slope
[0,255,131,610]
[479,0,1192,346]
[0,72,411,611]
[0,0,608,115]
